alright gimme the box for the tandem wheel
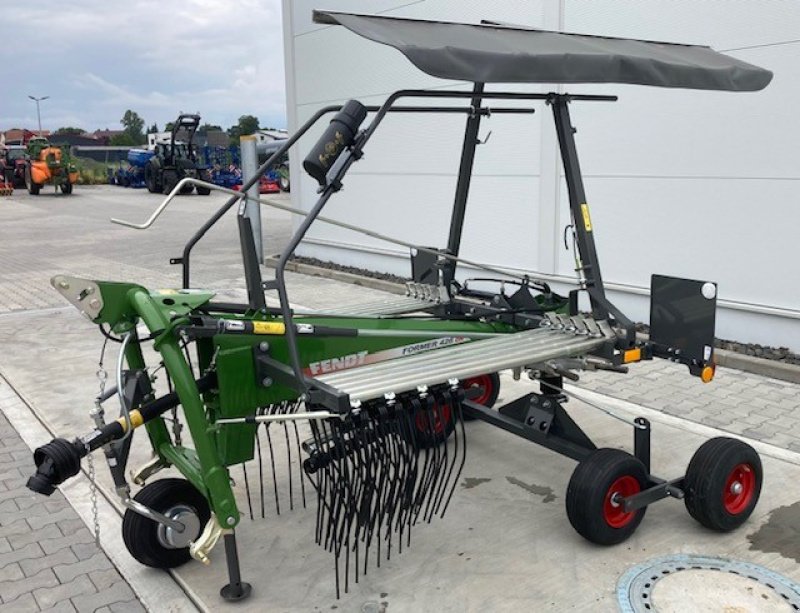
[683,436,763,532]
[122,478,210,569]
[461,372,501,421]
[414,371,501,447]
[566,448,649,546]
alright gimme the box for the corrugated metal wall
[283,0,800,351]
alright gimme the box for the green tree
[164,122,175,132]
[54,127,85,135]
[110,133,136,146]
[147,122,159,134]
[120,110,145,144]
[200,123,223,132]
[227,115,260,144]
[238,114,260,136]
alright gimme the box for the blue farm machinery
[109,149,153,188]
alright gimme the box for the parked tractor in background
[144,114,211,195]
[1,145,28,188]
[24,137,78,195]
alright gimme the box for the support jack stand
[220,533,252,602]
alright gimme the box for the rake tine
[255,428,267,518]
[242,462,254,521]
[282,413,294,511]
[292,418,307,508]
[441,398,468,517]
[264,423,281,515]
[432,391,456,517]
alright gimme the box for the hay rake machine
[27,11,772,604]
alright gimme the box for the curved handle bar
[110,178,245,230]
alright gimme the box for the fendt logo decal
[305,336,471,376]
[307,350,369,375]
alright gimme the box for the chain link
[84,443,101,545]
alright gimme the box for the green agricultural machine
[24,137,78,195]
[28,12,772,605]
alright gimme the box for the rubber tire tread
[162,170,178,195]
[25,166,40,195]
[121,478,210,569]
[145,163,160,193]
[462,372,501,421]
[683,436,762,532]
[566,448,648,546]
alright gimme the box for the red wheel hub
[603,475,641,528]
[415,402,451,435]
[723,463,756,515]
[463,374,494,405]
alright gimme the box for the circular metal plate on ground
[617,554,800,612]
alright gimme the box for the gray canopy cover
[313,11,772,92]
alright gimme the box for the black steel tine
[264,423,281,516]
[255,427,267,518]
[242,462,254,521]
[292,417,307,508]
[432,392,456,517]
[413,396,438,523]
[441,397,468,517]
[282,413,294,512]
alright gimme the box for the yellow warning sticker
[580,203,592,232]
[252,321,286,335]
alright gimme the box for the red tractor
[0,145,27,188]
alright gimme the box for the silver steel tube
[319,330,606,402]
[321,329,564,384]
[215,410,343,425]
[332,339,601,398]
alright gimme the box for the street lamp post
[28,95,49,136]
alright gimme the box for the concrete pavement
[1,186,799,611]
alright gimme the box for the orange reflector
[623,348,641,364]
[701,366,715,383]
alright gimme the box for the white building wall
[282,0,800,351]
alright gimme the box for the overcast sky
[1,0,286,133]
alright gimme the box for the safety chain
[84,442,101,545]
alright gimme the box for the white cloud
[1,0,286,132]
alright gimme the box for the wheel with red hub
[414,400,454,449]
[461,372,501,421]
[566,448,649,545]
[684,437,762,532]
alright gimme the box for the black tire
[278,165,290,192]
[684,437,762,532]
[60,182,73,195]
[144,163,160,193]
[461,372,500,421]
[121,478,210,569]
[414,399,456,449]
[179,182,194,195]
[25,166,41,195]
[566,448,649,546]
[196,169,212,195]
[162,170,178,195]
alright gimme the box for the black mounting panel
[649,274,716,368]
